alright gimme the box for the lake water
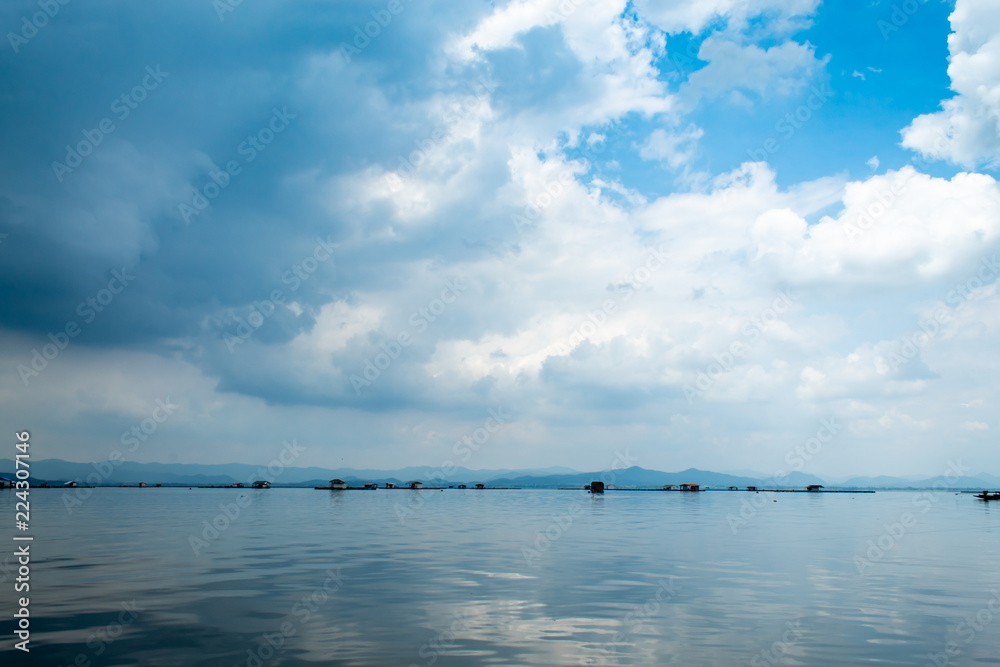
[1,487,999,666]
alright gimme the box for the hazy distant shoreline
[3,457,996,491]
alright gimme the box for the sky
[1,0,998,478]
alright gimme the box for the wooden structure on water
[558,486,875,493]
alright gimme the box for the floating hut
[252,480,271,489]
[747,486,757,491]
[330,479,347,490]
[363,483,378,490]
[679,483,700,492]
[0,477,11,488]
[409,480,423,489]
[475,483,485,489]
[806,484,823,492]
[590,480,605,493]
[64,481,78,488]
[728,486,738,490]
[457,484,467,489]
[663,484,676,490]
[384,482,396,488]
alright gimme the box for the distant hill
[0,459,996,490]
[840,474,999,489]
[486,467,825,489]
[0,459,579,487]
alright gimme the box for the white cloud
[634,0,820,36]
[683,37,830,105]
[638,125,704,167]
[449,0,674,136]
[901,0,1000,167]
[749,167,1000,286]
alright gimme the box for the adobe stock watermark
[512,113,635,235]
[845,130,944,239]
[409,607,477,667]
[881,254,1000,374]
[39,601,143,662]
[726,418,842,534]
[350,277,468,394]
[389,75,498,181]
[223,235,337,352]
[511,170,576,235]
[881,308,950,373]
[339,0,411,62]
[7,0,71,54]
[16,266,136,386]
[878,0,930,40]
[177,106,296,224]
[213,0,247,21]
[924,590,1000,667]
[521,449,637,567]
[395,407,511,524]
[944,254,1000,311]
[51,65,169,182]
[684,291,795,403]
[235,567,349,667]
[580,577,679,666]
[749,619,807,667]
[747,83,834,163]
[664,41,702,79]
[842,169,917,244]
[552,245,671,355]
[854,459,970,575]
[188,439,305,556]
[63,397,179,513]
[81,601,142,663]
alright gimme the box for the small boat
[975,491,1000,501]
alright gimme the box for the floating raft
[559,487,875,493]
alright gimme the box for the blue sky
[1,0,998,477]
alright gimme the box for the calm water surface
[1,488,999,665]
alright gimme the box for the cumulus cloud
[902,0,1000,167]
[638,125,704,167]
[634,0,820,36]
[449,0,674,138]
[749,167,1000,286]
[683,37,830,106]
[2,0,999,476]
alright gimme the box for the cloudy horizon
[2,0,998,478]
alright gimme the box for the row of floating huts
[587,482,829,493]
[587,482,705,492]
[319,479,488,490]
